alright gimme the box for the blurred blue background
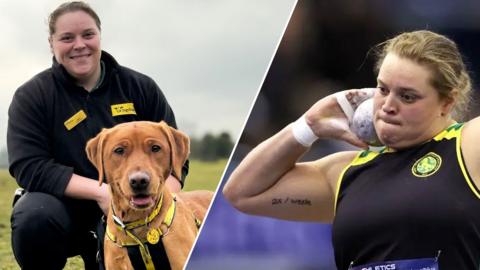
[188,1,480,269]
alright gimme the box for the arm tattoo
[271,197,312,206]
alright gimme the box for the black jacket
[8,51,188,198]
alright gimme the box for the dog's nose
[129,171,150,192]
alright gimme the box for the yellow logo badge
[64,110,87,130]
[147,228,160,244]
[412,152,442,177]
[111,103,137,116]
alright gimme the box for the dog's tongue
[131,196,152,207]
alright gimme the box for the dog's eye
[114,147,125,155]
[151,145,161,153]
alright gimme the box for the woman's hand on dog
[96,183,111,215]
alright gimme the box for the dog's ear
[158,121,190,180]
[86,128,109,186]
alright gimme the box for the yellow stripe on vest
[334,150,383,214]
[350,150,381,166]
[454,124,480,199]
[433,122,462,141]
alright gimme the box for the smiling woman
[7,1,188,269]
[48,8,102,90]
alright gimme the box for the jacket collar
[51,50,120,92]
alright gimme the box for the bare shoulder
[462,117,480,156]
[461,117,480,184]
[463,116,480,134]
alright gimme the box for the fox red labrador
[86,121,213,270]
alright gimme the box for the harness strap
[145,195,176,245]
[124,229,155,270]
[106,194,177,269]
[127,241,171,270]
[105,222,157,270]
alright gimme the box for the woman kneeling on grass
[8,2,187,269]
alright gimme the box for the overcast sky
[0,0,296,150]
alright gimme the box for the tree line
[0,132,234,169]
[190,132,234,161]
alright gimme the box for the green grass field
[0,159,226,269]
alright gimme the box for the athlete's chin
[379,136,397,147]
[377,129,402,148]
[379,134,416,150]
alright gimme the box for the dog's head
[86,121,189,213]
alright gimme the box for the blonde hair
[375,30,472,119]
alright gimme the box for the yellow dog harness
[106,193,176,270]
[105,193,202,270]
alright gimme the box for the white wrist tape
[335,88,376,123]
[335,92,355,123]
[291,115,318,147]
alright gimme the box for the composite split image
[1,1,480,270]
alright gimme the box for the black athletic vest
[332,123,480,269]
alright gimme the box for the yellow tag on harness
[111,103,137,116]
[147,228,160,245]
[64,110,87,130]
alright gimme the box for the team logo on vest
[412,152,442,177]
